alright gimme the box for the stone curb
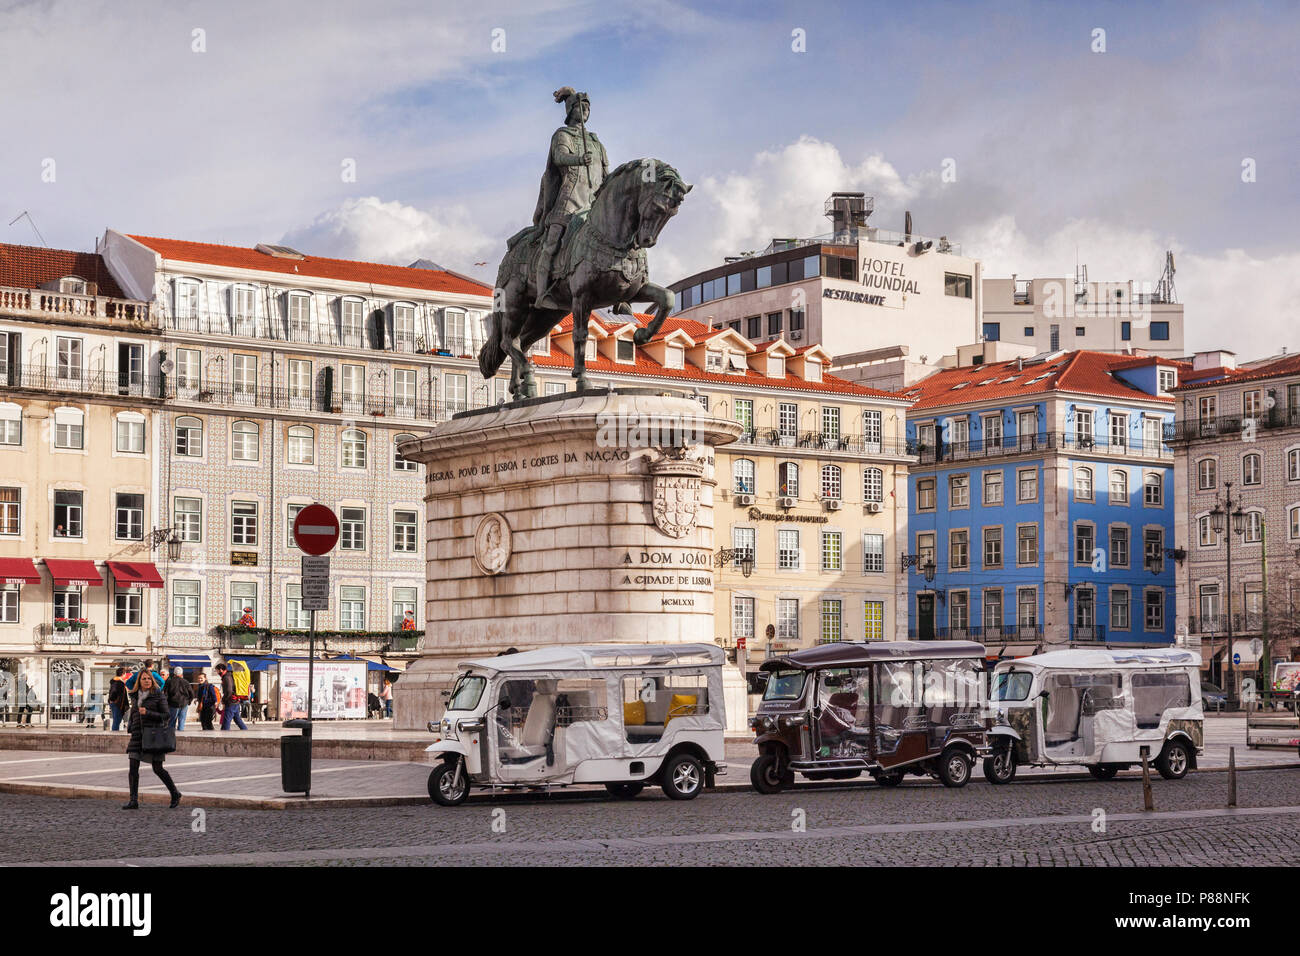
[0,731,428,762]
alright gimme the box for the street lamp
[716,548,755,578]
[1209,480,1249,704]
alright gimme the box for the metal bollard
[1228,746,1237,807]
[1140,745,1154,811]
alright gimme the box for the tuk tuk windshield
[447,674,487,712]
[991,671,1034,702]
[763,670,807,701]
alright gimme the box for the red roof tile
[0,243,129,298]
[535,312,900,400]
[1174,353,1300,391]
[904,350,1176,411]
[127,235,493,298]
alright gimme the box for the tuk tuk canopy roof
[996,647,1201,671]
[760,640,987,672]
[457,643,723,675]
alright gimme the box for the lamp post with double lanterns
[1209,480,1247,706]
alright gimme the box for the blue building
[902,350,1182,652]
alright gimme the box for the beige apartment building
[1169,349,1300,696]
[530,310,914,695]
[0,245,163,725]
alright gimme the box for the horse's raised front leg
[570,294,592,391]
[633,282,675,346]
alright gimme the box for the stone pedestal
[394,388,743,731]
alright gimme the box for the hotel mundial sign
[822,254,921,308]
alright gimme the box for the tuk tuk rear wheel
[982,748,1017,784]
[750,753,792,794]
[661,754,704,800]
[873,769,905,787]
[428,761,470,806]
[937,748,972,788]
[604,782,644,800]
[1088,763,1122,780]
[1156,740,1191,780]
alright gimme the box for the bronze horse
[479,158,691,399]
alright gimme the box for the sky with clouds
[1,0,1296,356]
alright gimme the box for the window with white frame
[1017,467,1038,503]
[175,348,201,390]
[822,406,840,440]
[1143,416,1163,452]
[393,303,416,350]
[341,297,365,345]
[115,415,145,454]
[778,529,800,570]
[917,532,935,566]
[444,310,466,354]
[232,420,259,461]
[342,428,367,468]
[705,350,723,372]
[1243,510,1263,543]
[733,398,753,437]
[733,458,755,495]
[1197,458,1217,490]
[665,345,684,370]
[341,363,364,404]
[1111,588,1130,630]
[393,368,417,414]
[393,510,418,553]
[53,490,82,537]
[983,470,1003,505]
[983,527,1003,569]
[1144,529,1164,572]
[341,507,366,550]
[982,414,1003,451]
[949,592,968,632]
[229,582,257,625]
[732,596,754,642]
[288,293,311,337]
[174,497,201,542]
[1075,466,1093,501]
[0,403,19,445]
[286,503,305,548]
[1018,587,1038,628]
[776,598,799,642]
[1110,526,1130,568]
[392,587,417,629]
[0,488,19,535]
[1109,468,1129,505]
[340,586,366,630]
[175,416,202,457]
[288,359,312,402]
[394,434,418,471]
[54,407,83,449]
[820,600,842,643]
[285,583,309,629]
[732,527,755,569]
[231,501,258,546]
[1075,523,1095,565]
[1243,453,1262,486]
[1199,514,1217,547]
[287,425,314,465]
[1018,525,1038,565]
[114,493,144,540]
[778,402,797,443]
[863,532,884,573]
[1289,449,1300,482]
[950,530,969,569]
[1144,472,1163,506]
[916,477,936,510]
[1109,412,1128,450]
[53,587,81,621]
[1144,590,1164,631]
[232,354,257,397]
[172,580,200,627]
[863,467,883,503]
[821,464,841,500]
[115,588,141,626]
[445,373,467,414]
[949,474,969,508]
[778,461,799,497]
[983,589,1003,633]
[175,279,200,320]
[862,410,882,452]
[821,531,843,572]
[231,286,256,332]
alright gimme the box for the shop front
[0,653,156,727]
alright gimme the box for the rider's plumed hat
[553,86,589,112]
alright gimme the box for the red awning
[106,561,164,589]
[0,557,41,585]
[43,558,104,587]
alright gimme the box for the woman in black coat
[123,670,182,809]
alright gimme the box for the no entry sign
[293,503,340,555]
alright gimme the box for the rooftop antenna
[8,210,47,247]
[1154,250,1177,304]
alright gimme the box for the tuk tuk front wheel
[873,768,905,787]
[604,782,644,800]
[1156,740,1191,780]
[750,753,792,794]
[428,760,470,806]
[982,748,1017,784]
[937,748,972,788]
[661,753,705,800]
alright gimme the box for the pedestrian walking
[107,667,129,731]
[122,670,181,810]
[379,678,393,718]
[216,662,247,731]
[125,660,164,693]
[165,667,194,731]
[194,673,217,730]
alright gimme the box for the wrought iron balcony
[2,366,165,401]
[730,428,913,458]
[34,622,98,647]
[1166,409,1300,443]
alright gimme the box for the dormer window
[529,337,550,356]
[58,277,87,295]
[768,355,786,378]
[706,350,724,372]
[585,339,597,361]
[666,345,684,370]
[806,360,822,383]
[616,338,634,363]
[729,352,746,374]
[1158,368,1177,392]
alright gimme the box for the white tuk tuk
[424,643,727,806]
[983,647,1203,783]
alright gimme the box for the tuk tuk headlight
[442,717,458,740]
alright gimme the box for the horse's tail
[479,311,507,379]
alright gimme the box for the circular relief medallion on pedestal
[474,512,512,575]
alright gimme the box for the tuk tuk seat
[500,693,557,761]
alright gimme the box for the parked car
[1201,681,1228,711]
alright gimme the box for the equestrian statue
[479,86,691,399]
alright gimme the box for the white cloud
[281,196,499,274]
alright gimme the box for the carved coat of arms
[649,455,704,538]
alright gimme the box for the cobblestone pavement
[4,768,1297,866]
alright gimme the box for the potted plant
[53,617,71,631]
[72,617,89,630]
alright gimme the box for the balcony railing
[168,313,477,357]
[0,285,155,329]
[1070,624,1107,642]
[170,378,468,422]
[214,626,424,654]
[915,431,1172,464]
[1166,410,1300,443]
[34,623,98,647]
[3,366,165,400]
[1188,613,1267,635]
[730,428,914,458]
[905,624,1042,640]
